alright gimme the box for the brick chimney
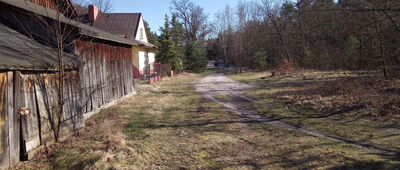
[88,5,99,22]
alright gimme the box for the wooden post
[8,71,20,166]
[0,72,10,169]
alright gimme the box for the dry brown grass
[13,105,133,169]
[227,70,400,155]
[277,77,400,120]
[14,71,400,169]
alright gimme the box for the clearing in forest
[17,71,400,169]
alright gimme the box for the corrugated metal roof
[0,0,141,46]
[0,22,79,71]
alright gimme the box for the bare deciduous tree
[172,0,209,41]
[72,0,112,12]
[207,0,400,77]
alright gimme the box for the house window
[140,28,144,41]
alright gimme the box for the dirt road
[18,73,399,169]
[196,73,398,155]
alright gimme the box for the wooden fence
[145,63,173,84]
[160,63,172,78]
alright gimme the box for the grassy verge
[226,71,400,152]
[16,71,400,169]
[51,149,101,170]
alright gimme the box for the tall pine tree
[185,41,206,73]
[157,15,182,70]
[144,20,159,46]
[170,14,185,58]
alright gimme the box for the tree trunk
[379,23,389,78]
[269,13,291,61]
[358,34,363,70]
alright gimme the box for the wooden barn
[82,5,158,79]
[0,0,142,168]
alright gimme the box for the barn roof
[0,22,79,71]
[0,0,142,47]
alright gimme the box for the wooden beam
[8,71,20,166]
[0,72,10,169]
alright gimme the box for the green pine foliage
[144,20,159,46]
[185,41,206,73]
[170,14,185,57]
[157,15,182,70]
[251,50,268,71]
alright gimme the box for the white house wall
[135,15,148,43]
[138,51,146,71]
[149,52,155,64]
[133,49,156,73]
[133,15,156,74]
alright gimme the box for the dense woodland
[151,0,400,77]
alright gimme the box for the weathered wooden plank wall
[0,72,9,169]
[0,41,136,169]
[76,40,135,114]
[0,2,136,168]
[16,71,84,152]
[8,72,19,166]
[19,74,40,152]
[0,72,20,168]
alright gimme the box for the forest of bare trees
[204,0,400,77]
[153,0,400,76]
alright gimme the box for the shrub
[185,41,206,73]
[278,59,294,75]
[251,50,268,71]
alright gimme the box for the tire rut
[196,73,399,156]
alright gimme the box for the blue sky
[111,0,259,35]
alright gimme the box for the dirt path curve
[195,73,398,155]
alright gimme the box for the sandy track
[195,73,398,155]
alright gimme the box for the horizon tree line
[148,0,400,77]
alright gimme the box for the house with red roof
[84,5,157,79]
